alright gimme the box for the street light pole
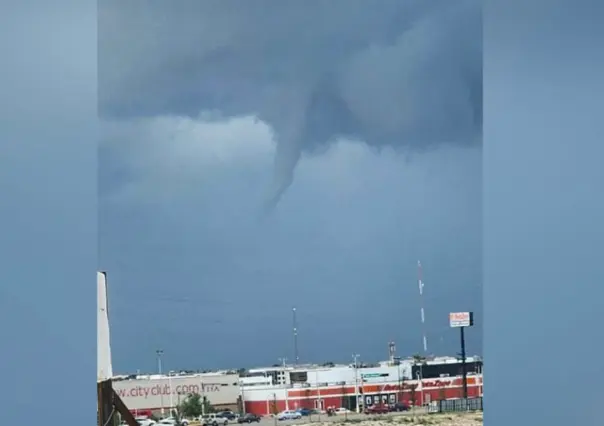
[156,349,164,417]
[240,379,246,415]
[156,349,164,374]
[169,371,175,415]
[352,354,360,413]
[201,376,206,416]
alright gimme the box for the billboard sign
[361,372,389,382]
[449,312,474,328]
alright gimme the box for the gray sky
[98,0,482,373]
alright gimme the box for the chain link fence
[428,397,483,413]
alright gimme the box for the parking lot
[250,409,429,425]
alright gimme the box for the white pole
[397,362,401,403]
[315,370,322,417]
[478,364,483,397]
[416,371,423,407]
[420,364,424,405]
[353,354,360,413]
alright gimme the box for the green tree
[179,393,204,418]
[412,354,426,365]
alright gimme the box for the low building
[240,357,483,415]
[112,372,240,414]
[242,374,484,415]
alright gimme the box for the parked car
[334,408,351,415]
[202,414,229,426]
[158,417,189,426]
[295,408,312,416]
[277,410,302,421]
[364,404,390,415]
[134,417,156,426]
[390,402,410,412]
[217,411,237,421]
[237,414,261,423]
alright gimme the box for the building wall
[113,373,240,411]
[288,364,413,386]
[243,375,483,415]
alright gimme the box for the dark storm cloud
[99,0,481,207]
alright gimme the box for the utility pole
[394,357,402,404]
[352,354,360,413]
[273,393,278,426]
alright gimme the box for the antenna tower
[418,260,428,354]
[292,307,299,365]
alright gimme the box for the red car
[364,404,390,415]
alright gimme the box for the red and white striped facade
[242,375,483,415]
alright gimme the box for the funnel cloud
[99,0,482,209]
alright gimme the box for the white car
[334,408,351,415]
[202,414,229,426]
[135,417,156,426]
[159,420,176,426]
[159,418,189,426]
[277,410,302,421]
